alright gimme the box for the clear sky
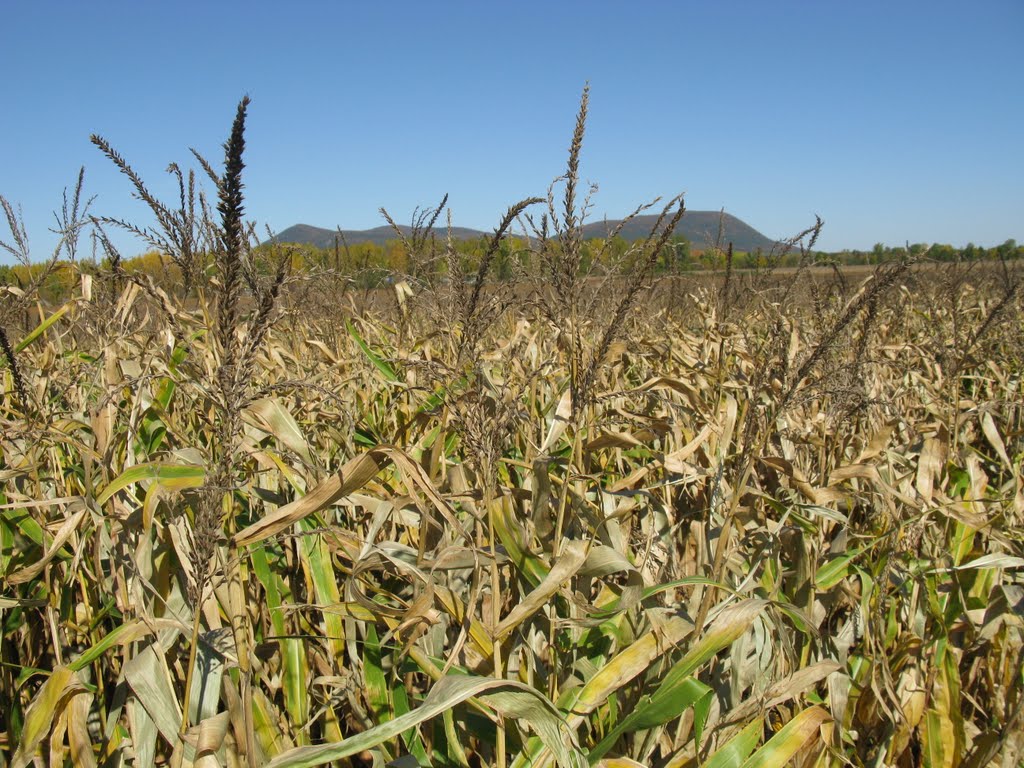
[1,1,1021,263]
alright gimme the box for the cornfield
[1,91,1022,768]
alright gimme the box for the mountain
[272,211,778,253]
[272,223,488,250]
[580,211,778,253]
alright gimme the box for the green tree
[930,243,956,262]
[995,238,1017,260]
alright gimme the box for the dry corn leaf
[540,389,572,453]
[761,457,843,505]
[123,642,184,750]
[233,448,391,546]
[827,462,880,485]
[979,411,1013,471]
[495,539,589,638]
[663,423,714,470]
[182,711,232,755]
[720,660,841,726]
[916,434,947,505]
[6,502,88,585]
[585,431,645,451]
[243,397,314,465]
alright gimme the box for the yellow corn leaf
[889,665,926,762]
[923,709,954,768]
[12,666,85,768]
[722,660,841,727]
[740,705,832,768]
[568,599,764,732]
[67,690,98,768]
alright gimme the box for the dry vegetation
[1,90,1023,768]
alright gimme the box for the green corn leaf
[252,544,309,742]
[491,493,549,588]
[263,675,586,768]
[153,343,188,410]
[348,319,399,383]
[363,624,391,722]
[573,601,763,727]
[391,681,429,764]
[814,546,868,589]
[923,709,948,768]
[13,303,69,353]
[588,674,712,761]
[96,462,205,506]
[704,717,764,768]
[122,643,184,750]
[69,621,152,672]
[299,518,347,667]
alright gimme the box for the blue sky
[1,1,1021,263]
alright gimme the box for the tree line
[1,233,1020,303]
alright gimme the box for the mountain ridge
[271,211,780,252]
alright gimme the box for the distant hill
[580,211,777,253]
[272,211,778,253]
[271,223,487,249]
